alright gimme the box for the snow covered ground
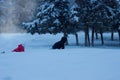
[0,33,120,80]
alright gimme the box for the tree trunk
[63,32,68,45]
[84,26,90,46]
[118,31,120,41]
[75,33,79,46]
[100,30,104,45]
[87,31,90,46]
[92,26,95,46]
[95,32,98,39]
[85,26,88,46]
[111,30,114,41]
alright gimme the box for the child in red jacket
[12,44,24,52]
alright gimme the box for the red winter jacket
[13,44,24,52]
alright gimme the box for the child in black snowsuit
[52,37,67,49]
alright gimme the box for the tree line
[23,0,120,46]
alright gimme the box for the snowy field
[0,32,120,80]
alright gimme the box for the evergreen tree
[23,0,54,34]
[69,5,80,34]
[90,0,120,42]
[89,0,120,45]
[69,4,81,45]
[75,0,120,30]
[75,0,91,46]
[23,0,70,35]
[75,0,120,46]
[54,0,70,36]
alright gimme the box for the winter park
[0,0,120,80]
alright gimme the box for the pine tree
[23,0,54,34]
[23,0,70,35]
[69,5,80,34]
[75,0,91,46]
[75,0,92,23]
[91,0,120,42]
[75,0,120,46]
[53,0,70,36]
[69,4,81,45]
[88,0,120,45]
